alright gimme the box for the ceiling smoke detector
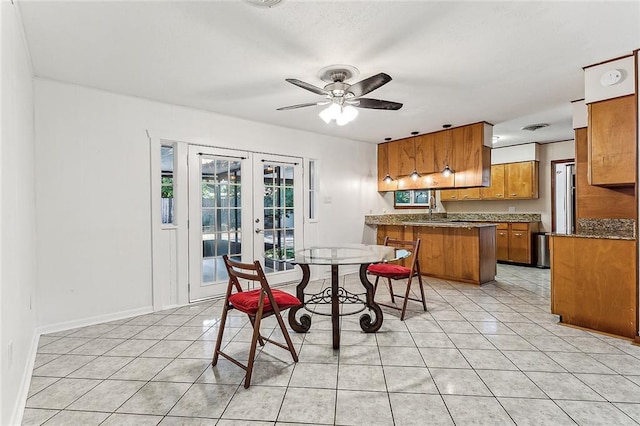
[521,123,550,131]
[244,0,283,8]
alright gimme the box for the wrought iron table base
[287,263,384,349]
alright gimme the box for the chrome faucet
[428,194,436,219]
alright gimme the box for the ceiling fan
[277,65,403,125]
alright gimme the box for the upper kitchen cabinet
[584,54,637,187]
[587,94,637,186]
[505,161,539,199]
[377,143,397,192]
[450,123,492,188]
[388,137,416,178]
[480,163,505,199]
[377,122,492,191]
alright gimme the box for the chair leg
[387,278,395,303]
[400,276,414,321]
[373,276,380,297]
[212,303,230,366]
[273,309,299,362]
[417,273,427,311]
[248,316,266,347]
[244,308,264,388]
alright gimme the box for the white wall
[444,141,576,231]
[34,78,381,329]
[1,1,37,424]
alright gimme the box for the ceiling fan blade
[354,98,403,110]
[348,73,392,97]
[277,102,322,111]
[285,78,330,96]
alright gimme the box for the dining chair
[367,237,426,320]
[212,255,302,388]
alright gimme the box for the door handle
[255,228,264,234]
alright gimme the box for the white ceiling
[17,0,640,146]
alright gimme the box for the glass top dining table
[275,244,410,349]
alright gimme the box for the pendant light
[382,137,394,183]
[409,131,421,181]
[441,124,455,177]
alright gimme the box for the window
[161,144,175,224]
[308,159,318,221]
[394,189,433,208]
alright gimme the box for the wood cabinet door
[440,189,459,201]
[450,123,487,188]
[457,187,481,200]
[415,133,436,174]
[496,225,509,261]
[389,138,416,178]
[506,161,538,199]
[508,227,530,263]
[481,164,505,199]
[588,95,637,186]
[377,143,397,192]
[377,225,407,242]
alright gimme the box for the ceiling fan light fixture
[441,165,454,177]
[336,105,358,126]
[319,103,341,124]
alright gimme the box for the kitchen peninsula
[366,213,506,285]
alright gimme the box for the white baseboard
[10,333,39,426]
[36,305,154,336]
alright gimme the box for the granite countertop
[548,218,636,240]
[548,232,635,241]
[365,212,541,226]
[401,221,497,229]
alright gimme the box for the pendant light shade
[441,124,455,177]
[410,131,421,181]
[381,137,394,183]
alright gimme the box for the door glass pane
[262,162,297,273]
[201,156,242,285]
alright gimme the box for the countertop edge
[547,233,636,241]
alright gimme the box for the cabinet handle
[497,194,503,197]
[513,233,523,237]
[511,193,517,196]
[463,195,468,198]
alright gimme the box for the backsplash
[577,218,636,239]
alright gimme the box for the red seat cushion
[229,289,302,315]
[368,263,412,279]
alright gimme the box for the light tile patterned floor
[22,264,640,425]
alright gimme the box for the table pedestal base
[288,263,384,349]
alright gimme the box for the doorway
[551,159,576,234]
[188,146,303,302]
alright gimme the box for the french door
[188,146,303,301]
[253,154,304,285]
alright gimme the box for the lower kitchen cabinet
[496,222,539,264]
[376,224,496,285]
[550,235,637,338]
